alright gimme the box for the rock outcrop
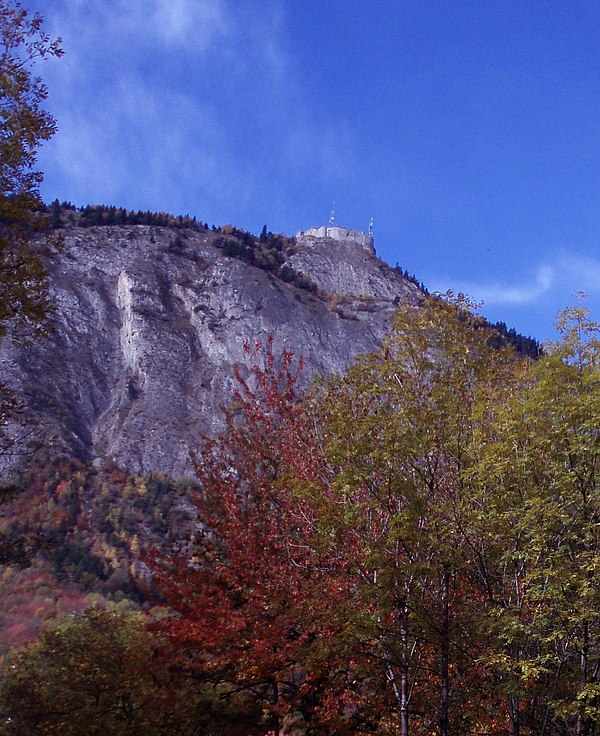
[0,224,418,477]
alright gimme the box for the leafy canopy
[0,0,62,338]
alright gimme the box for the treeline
[394,266,541,359]
[1,297,598,735]
[47,202,540,348]
[395,262,430,293]
[0,608,256,735]
[46,200,212,231]
[45,202,321,295]
[487,318,542,358]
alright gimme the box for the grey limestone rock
[0,225,419,477]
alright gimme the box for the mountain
[0,206,541,664]
[1,208,419,478]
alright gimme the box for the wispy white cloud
[429,264,554,307]
[30,1,257,212]
[47,77,229,209]
[148,0,229,48]
[429,250,600,313]
[556,253,600,294]
[43,0,230,53]
[33,0,358,225]
[470,265,555,306]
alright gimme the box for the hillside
[1,207,420,478]
[0,207,573,736]
[0,207,423,656]
[0,456,194,653]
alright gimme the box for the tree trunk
[271,680,280,736]
[440,570,450,736]
[379,569,409,736]
[577,622,589,736]
[509,694,520,736]
[400,611,410,736]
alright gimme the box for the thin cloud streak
[37,0,236,213]
[557,253,600,294]
[44,0,230,53]
[148,0,229,47]
[430,251,600,313]
[429,264,555,307]
[35,0,359,227]
[46,79,230,210]
[474,265,555,306]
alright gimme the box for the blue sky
[26,0,600,342]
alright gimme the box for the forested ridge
[1,294,599,735]
[44,200,540,359]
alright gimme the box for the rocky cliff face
[0,223,419,477]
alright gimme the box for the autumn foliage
[3,297,600,735]
[149,296,600,736]
[150,339,353,734]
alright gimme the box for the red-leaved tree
[150,338,360,735]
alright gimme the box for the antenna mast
[368,217,374,237]
[328,201,336,227]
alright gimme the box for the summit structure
[296,224,375,255]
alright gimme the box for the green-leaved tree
[0,0,62,337]
[0,1,62,467]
